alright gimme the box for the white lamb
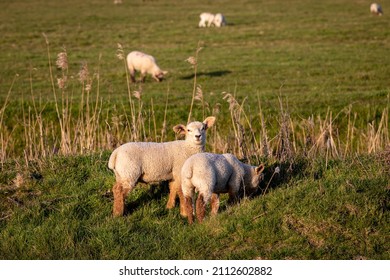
[108,116,216,217]
[181,153,265,224]
[126,51,168,83]
[199,12,215,27]
[370,3,383,15]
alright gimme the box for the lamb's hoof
[113,211,123,217]
[167,201,175,209]
[113,204,124,217]
[180,210,188,218]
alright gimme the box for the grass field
[0,0,389,260]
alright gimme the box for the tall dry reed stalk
[22,84,41,160]
[116,43,137,141]
[40,35,106,156]
[275,94,294,163]
[160,90,170,142]
[186,41,203,124]
[0,74,18,165]
[257,94,271,158]
[44,34,75,155]
[222,93,262,163]
[223,92,245,158]
[365,106,389,154]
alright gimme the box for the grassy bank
[0,152,389,259]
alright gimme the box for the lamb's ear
[173,124,186,135]
[203,116,216,130]
[255,164,265,174]
[162,71,168,75]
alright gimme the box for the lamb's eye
[187,129,191,132]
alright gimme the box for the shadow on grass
[180,70,232,80]
[250,158,311,198]
[123,181,170,216]
[216,157,312,213]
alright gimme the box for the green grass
[0,0,389,259]
[0,153,388,259]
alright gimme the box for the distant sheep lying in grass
[199,12,226,27]
[126,51,168,83]
[370,3,383,15]
[108,116,216,217]
[181,153,265,224]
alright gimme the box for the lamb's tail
[182,165,193,180]
[181,166,194,199]
[108,149,117,170]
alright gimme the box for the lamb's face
[154,70,168,82]
[185,121,207,145]
[250,164,265,189]
[173,116,216,146]
[250,171,262,189]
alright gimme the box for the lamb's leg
[196,194,206,223]
[140,72,146,83]
[184,196,194,225]
[129,69,136,83]
[113,182,125,217]
[177,187,188,217]
[113,182,132,217]
[210,193,220,215]
[166,180,188,216]
[166,181,177,209]
[227,191,239,205]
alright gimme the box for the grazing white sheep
[370,3,383,15]
[108,116,216,217]
[213,13,227,27]
[199,12,226,27]
[181,153,265,224]
[126,51,168,83]
[199,12,215,27]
